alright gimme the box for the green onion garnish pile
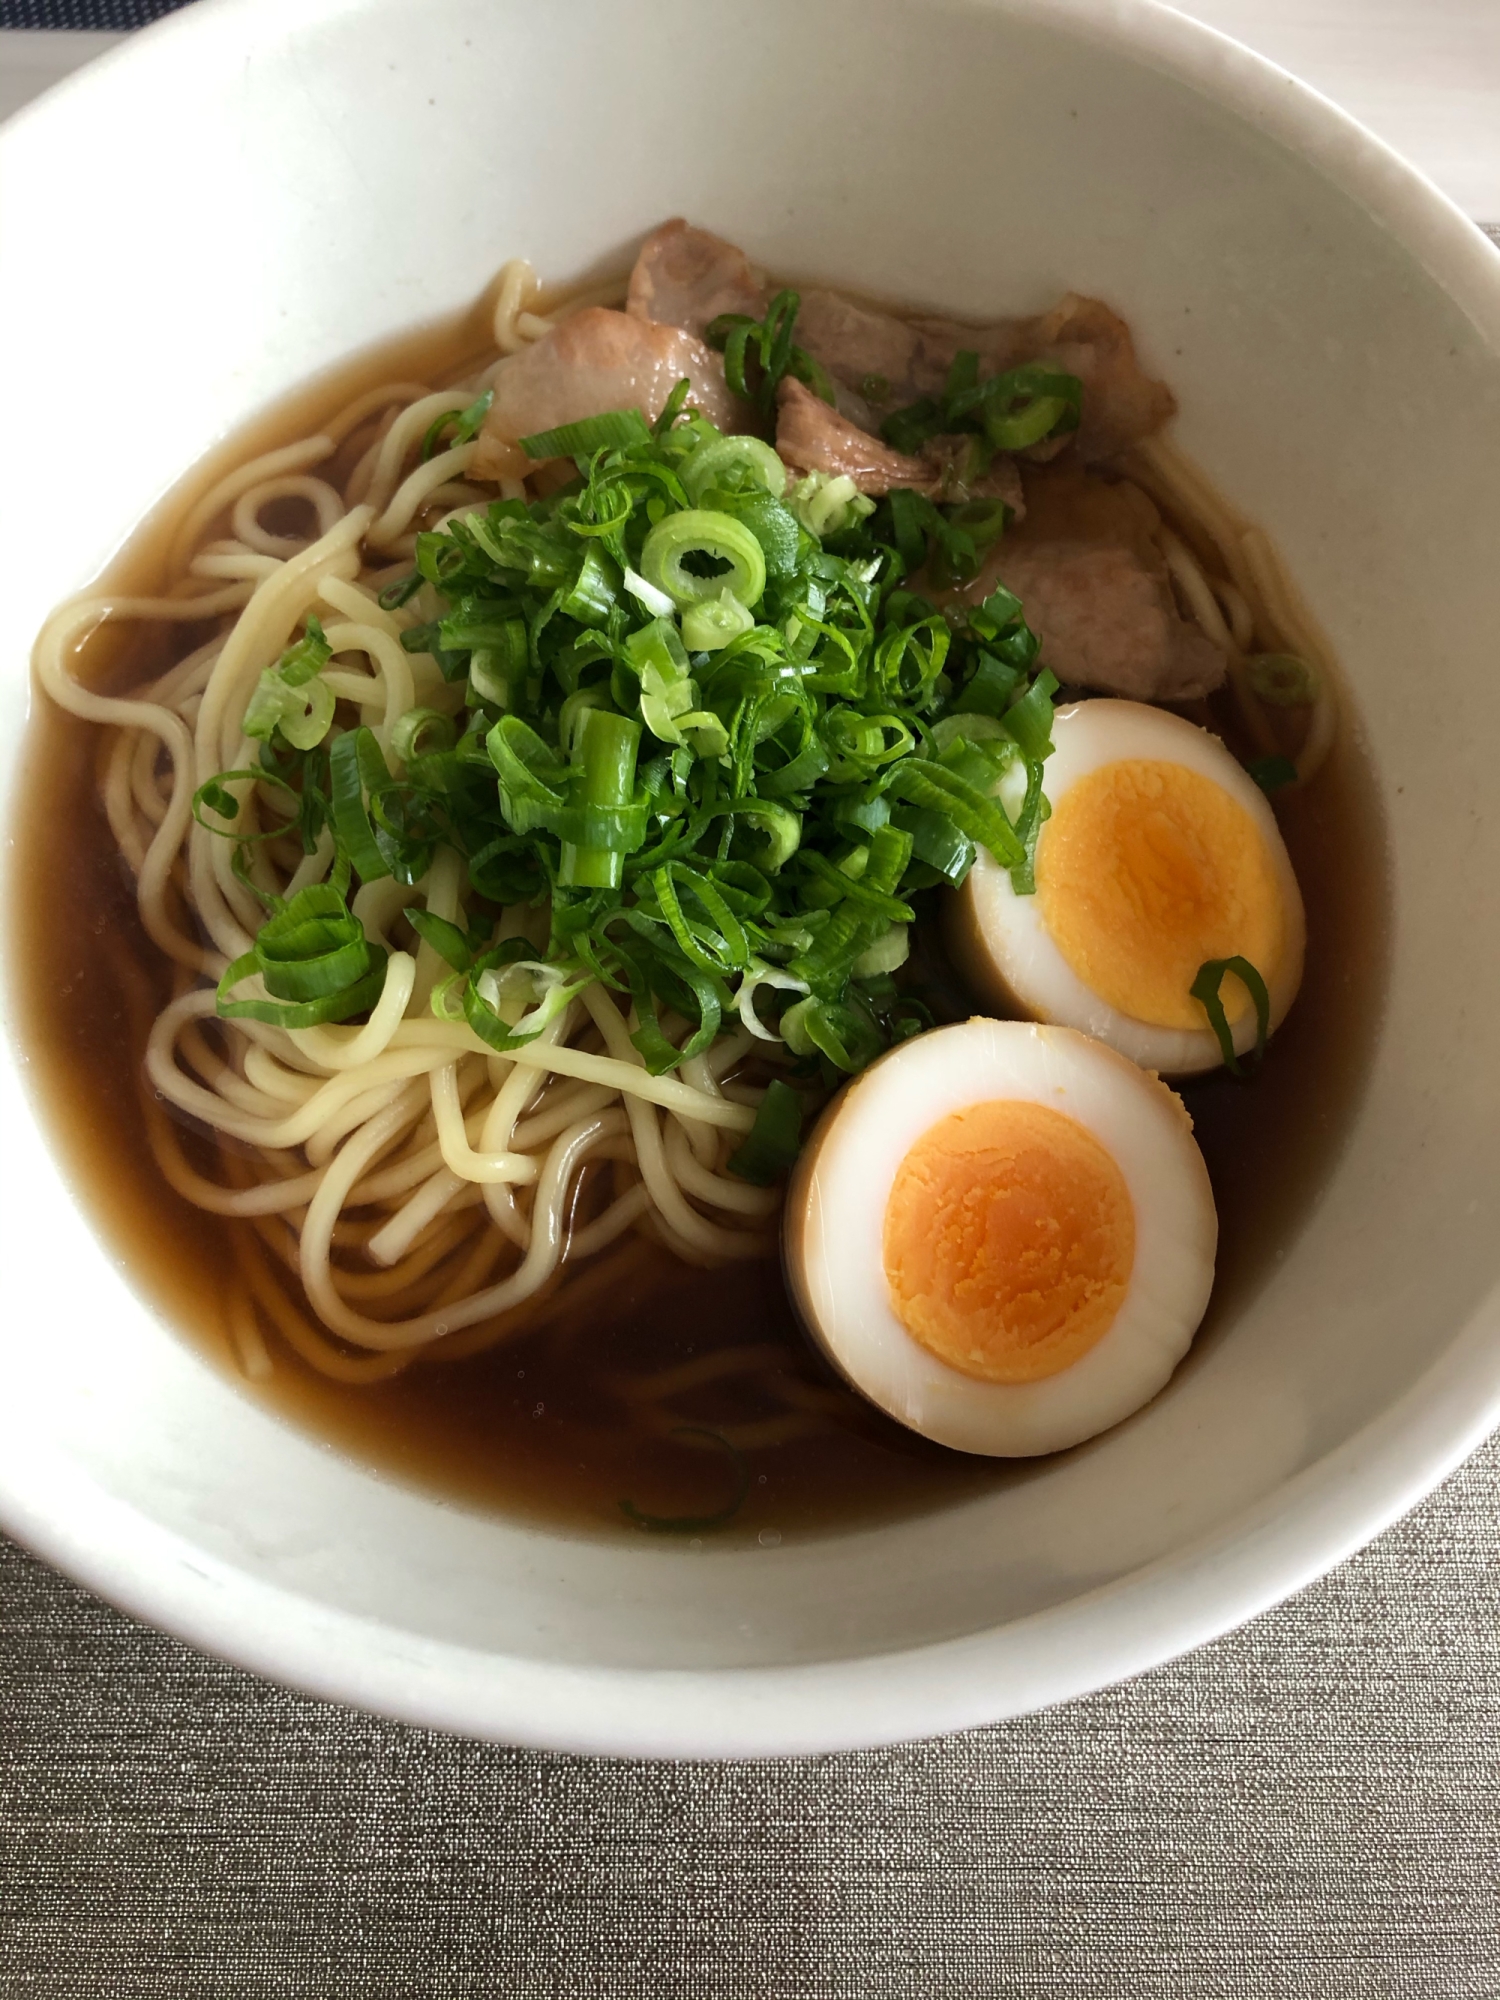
[196,381,1063,1169]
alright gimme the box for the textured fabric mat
[3,1432,1500,1997]
[0,0,185,25]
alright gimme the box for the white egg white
[945,700,1306,1076]
[784,1018,1218,1457]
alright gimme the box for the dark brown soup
[6,303,1390,1543]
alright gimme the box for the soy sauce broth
[6,295,1390,1542]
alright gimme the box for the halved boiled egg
[947,700,1306,1075]
[784,1018,1217,1456]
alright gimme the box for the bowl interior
[3,0,1500,1754]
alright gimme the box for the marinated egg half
[947,700,1306,1075]
[784,1019,1217,1456]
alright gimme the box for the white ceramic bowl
[3,0,1500,1758]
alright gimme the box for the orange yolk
[1036,758,1283,1030]
[882,1098,1135,1384]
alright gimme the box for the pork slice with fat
[797,290,1175,463]
[626,219,767,338]
[950,464,1225,701]
[776,377,1023,510]
[471,308,750,479]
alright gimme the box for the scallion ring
[391,707,457,765]
[681,588,756,652]
[1249,653,1318,708]
[639,509,767,611]
[680,434,788,505]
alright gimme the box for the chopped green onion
[1006,756,1050,897]
[851,923,911,978]
[518,407,652,459]
[800,852,912,926]
[1249,653,1318,708]
[779,994,883,1072]
[391,707,456,765]
[378,570,424,611]
[931,712,1006,757]
[881,357,1082,460]
[727,1079,805,1185]
[420,386,494,462]
[682,588,755,652]
[191,766,301,843]
[704,290,831,420]
[557,545,620,627]
[881,398,943,457]
[824,708,914,776]
[650,861,750,975]
[557,685,611,757]
[727,800,802,872]
[891,803,975,886]
[243,617,335,750]
[558,706,643,890]
[885,757,1025,871]
[486,715,570,837]
[735,958,809,1038]
[718,488,803,579]
[954,650,1024,717]
[466,618,530,709]
[196,779,239,826]
[620,1426,749,1534]
[681,434,787,504]
[625,614,691,688]
[473,955,586,1039]
[623,566,676,618]
[947,497,1010,552]
[652,379,693,439]
[787,471,874,540]
[639,508,767,611]
[329,727,396,883]
[1248,753,1298,795]
[873,604,950,705]
[625,617,726,753]
[217,880,386,1027]
[1002,668,1059,761]
[1190,955,1272,1076]
[403,907,473,970]
[273,617,331,689]
[952,357,1083,449]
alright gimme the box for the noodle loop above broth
[32,264,789,1383]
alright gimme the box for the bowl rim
[4,0,1500,1757]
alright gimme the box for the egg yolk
[882,1098,1135,1384]
[1036,758,1283,1030]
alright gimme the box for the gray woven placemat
[4,1432,1500,1998]
[0,0,185,26]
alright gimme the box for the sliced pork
[626,218,767,338]
[471,309,749,479]
[951,465,1225,703]
[776,377,1023,511]
[795,290,1175,463]
[774,377,934,495]
[1015,295,1177,462]
[622,223,1174,465]
[792,288,960,409]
